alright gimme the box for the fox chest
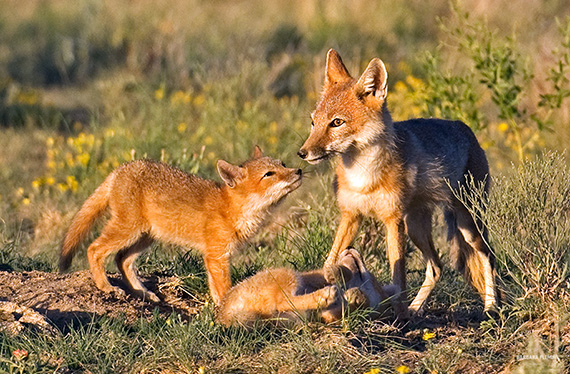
[336,187,401,221]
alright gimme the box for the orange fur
[217,248,398,328]
[60,147,302,305]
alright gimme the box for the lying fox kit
[217,247,399,328]
[60,146,302,305]
[327,247,401,318]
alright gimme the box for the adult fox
[298,49,500,316]
[60,147,302,305]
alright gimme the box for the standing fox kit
[60,146,302,305]
[298,49,500,316]
[217,247,398,328]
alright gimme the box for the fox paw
[317,285,342,308]
[142,290,161,303]
[324,264,344,284]
[345,287,369,309]
[100,285,127,299]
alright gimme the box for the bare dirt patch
[0,270,200,330]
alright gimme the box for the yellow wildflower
[16,188,24,197]
[46,137,55,147]
[65,152,74,167]
[204,136,213,145]
[193,94,205,106]
[67,175,79,193]
[422,330,436,341]
[76,152,90,166]
[395,365,410,374]
[498,122,509,132]
[57,183,68,192]
[394,81,408,93]
[364,368,380,374]
[155,87,164,100]
[47,160,57,170]
[269,121,278,132]
[170,90,192,105]
[86,134,95,147]
[105,129,116,138]
[32,179,41,189]
[268,136,278,145]
[198,367,206,374]
[177,122,188,133]
[46,177,55,185]
[406,75,425,90]
[22,198,30,206]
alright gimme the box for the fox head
[217,146,302,207]
[298,49,392,164]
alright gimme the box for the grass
[0,0,569,373]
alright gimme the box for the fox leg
[203,252,231,305]
[384,217,409,318]
[276,285,343,322]
[115,234,159,302]
[278,285,341,312]
[454,207,499,313]
[325,211,361,268]
[87,220,142,296]
[405,210,443,314]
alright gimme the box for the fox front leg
[384,218,410,319]
[203,253,231,305]
[325,211,361,268]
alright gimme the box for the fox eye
[262,171,275,178]
[330,118,345,127]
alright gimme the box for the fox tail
[59,176,113,271]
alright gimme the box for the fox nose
[297,149,307,159]
[296,169,302,176]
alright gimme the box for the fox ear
[355,58,388,105]
[253,145,264,159]
[325,49,352,85]
[217,160,244,188]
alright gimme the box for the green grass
[0,1,569,373]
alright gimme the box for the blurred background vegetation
[0,1,569,372]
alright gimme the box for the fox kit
[60,146,302,305]
[217,247,398,328]
[298,49,500,316]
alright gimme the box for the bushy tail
[59,176,112,271]
[445,210,487,299]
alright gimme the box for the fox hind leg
[453,205,499,313]
[87,219,142,297]
[405,209,443,315]
[115,234,159,302]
